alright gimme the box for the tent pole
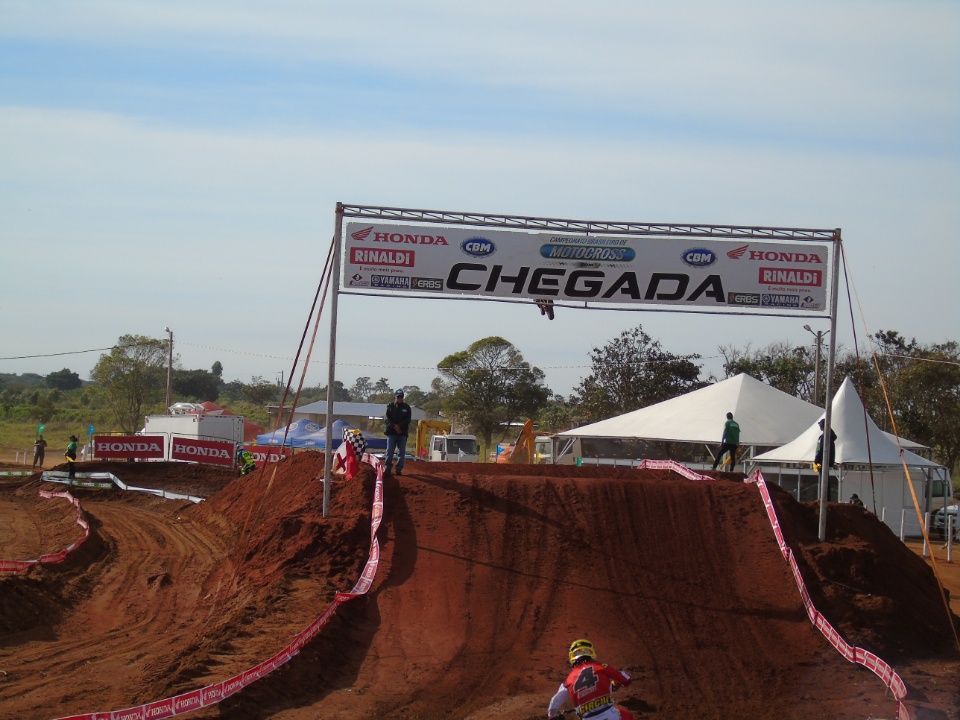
[818,230,842,541]
[322,203,345,518]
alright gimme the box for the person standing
[33,433,48,468]
[65,434,78,480]
[814,418,837,471]
[383,389,412,476]
[711,412,740,471]
[547,639,635,720]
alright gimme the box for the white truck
[429,433,480,463]
[143,413,245,461]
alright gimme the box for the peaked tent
[753,377,949,534]
[557,374,823,447]
[753,377,938,468]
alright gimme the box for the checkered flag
[343,427,367,457]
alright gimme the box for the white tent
[557,373,822,447]
[753,377,938,468]
[753,377,949,534]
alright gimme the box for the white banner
[343,222,830,313]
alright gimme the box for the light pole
[803,324,828,404]
[164,326,173,414]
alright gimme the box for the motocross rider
[547,639,634,720]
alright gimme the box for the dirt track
[0,456,958,720]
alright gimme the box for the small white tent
[754,377,938,468]
[754,377,950,534]
[557,373,822,447]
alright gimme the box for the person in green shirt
[65,434,78,479]
[711,412,740,471]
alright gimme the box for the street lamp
[164,327,173,414]
[803,324,829,404]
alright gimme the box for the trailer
[143,414,245,464]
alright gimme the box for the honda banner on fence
[93,435,165,460]
[344,223,830,313]
[171,436,236,467]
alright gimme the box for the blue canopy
[255,420,325,447]
[255,419,388,450]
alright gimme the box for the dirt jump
[1,454,958,720]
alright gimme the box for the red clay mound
[0,458,957,720]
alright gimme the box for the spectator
[33,433,48,468]
[383,389,412,476]
[849,493,864,507]
[814,419,837,472]
[65,435,78,480]
[711,412,740,471]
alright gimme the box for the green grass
[0,420,92,464]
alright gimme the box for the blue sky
[1,1,957,398]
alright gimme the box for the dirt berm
[0,455,957,719]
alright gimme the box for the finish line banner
[343,223,829,313]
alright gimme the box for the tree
[839,332,960,473]
[573,326,704,422]
[720,341,814,400]
[351,377,373,401]
[90,335,167,432]
[438,337,550,456]
[173,369,220,402]
[211,361,223,379]
[315,380,352,402]
[244,376,279,405]
[45,368,82,391]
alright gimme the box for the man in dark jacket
[383,389,412,476]
[814,418,837,470]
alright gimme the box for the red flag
[334,439,360,480]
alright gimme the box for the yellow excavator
[496,419,540,464]
[415,420,451,459]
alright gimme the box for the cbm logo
[682,248,716,267]
[461,237,496,258]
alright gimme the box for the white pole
[817,230,842,542]
[322,204,345,518]
[947,516,954,563]
[923,512,930,556]
[900,509,906,542]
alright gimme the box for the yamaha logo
[461,237,496,258]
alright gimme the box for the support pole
[817,230,842,542]
[322,204,345,518]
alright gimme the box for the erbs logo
[461,237,496,258]
[682,248,716,267]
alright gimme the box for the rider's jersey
[547,660,631,718]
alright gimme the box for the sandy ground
[0,456,958,720]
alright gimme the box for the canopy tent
[255,419,388,451]
[753,377,949,534]
[753,377,939,468]
[256,420,326,447]
[557,374,823,448]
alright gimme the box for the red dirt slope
[0,457,957,720]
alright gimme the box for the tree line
[1,328,957,473]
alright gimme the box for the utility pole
[804,324,829,404]
[164,326,173,414]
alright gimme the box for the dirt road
[0,457,957,719]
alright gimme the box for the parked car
[933,504,959,536]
